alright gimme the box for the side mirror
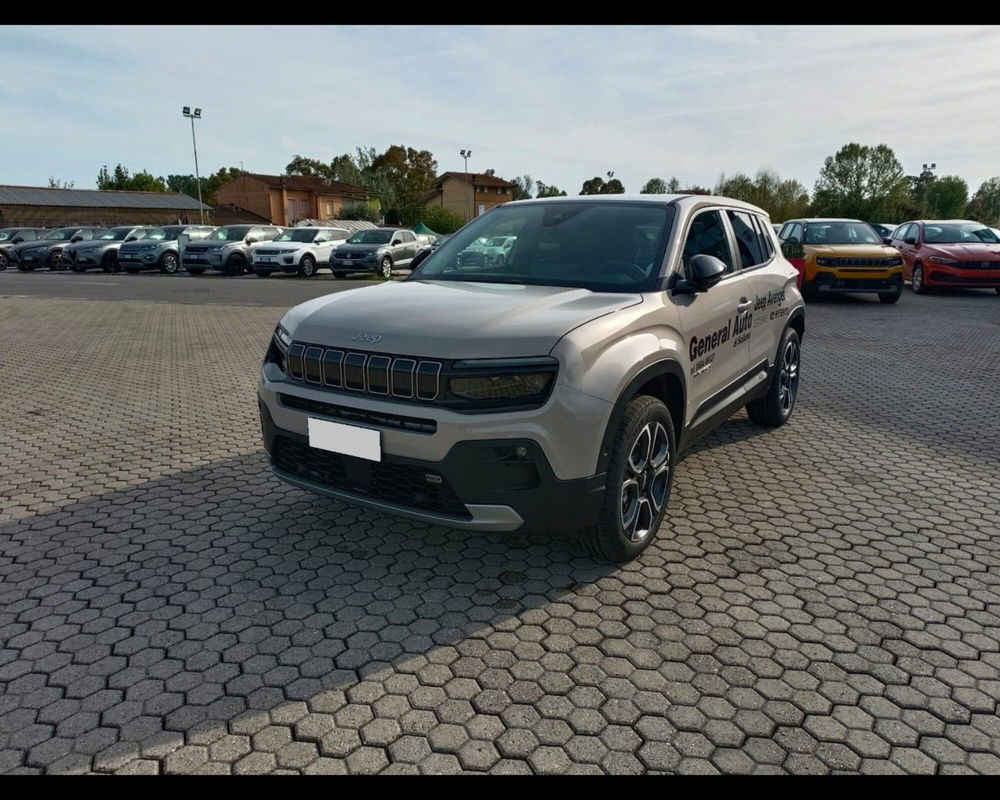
[904,236,917,245]
[687,254,728,292]
[71,236,83,243]
[246,238,257,245]
[126,236,137,242]
[409,248,431,270]
[881,237,892,246]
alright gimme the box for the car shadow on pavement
[0,452,616,773]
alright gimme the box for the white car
[482,235,517,265]
[250,226,351,279]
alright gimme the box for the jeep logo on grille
[352,331,383,344]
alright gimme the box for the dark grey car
[182,224,283,276]
[118,225,216,274]
[65,226,152,273]
[14,227,105,271]
[329,228,422,278]
[0,228,47,271]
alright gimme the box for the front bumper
[258,363,612,533]
[119,251,161,269]
[808,270,903,294]
[330,255,377,269]
[926,265,1000,287]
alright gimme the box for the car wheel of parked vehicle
[227,254,247,276]
[254,269,271,278]
[102,252,117,273]
[911,263,928,294]
[379,256,393,279]
[187,268,205,275]
[47,252,64,270]
[584,395,675,563]
[0,252,9,270]
[159,252,180,274]
[878,289,901,304]
[298,256,317,279]
[746,327,801,428]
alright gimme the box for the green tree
[580,176,606,195]
[714,169,809,221]
[48,177,74,189]
[510,175,534,201]
[97,164,167,192]
[163,167,244,205]
[603,178,625,194]
[330,154,364,186]
[966,177,1000,226]
[367,145,438,225]
[925,175,968,219]
[340,202,380,223]
[284,155,334,179]
[812,143,907,220]
[641,177,668,194]
[422,206,466,234]
[535,182,567,197]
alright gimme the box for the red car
[887,220,1000,295]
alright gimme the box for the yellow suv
[778,218,904,303]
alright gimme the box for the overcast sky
[4,25,1000,196]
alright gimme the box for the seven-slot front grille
[820,257,901,267]
[286,342,442,401]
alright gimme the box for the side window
[726,211,767,269]
[79,230,95,241]
[681,210,736,276]
[894,223,912,241]
[753,215,774,260]
[778,223,792,240]
[787,223,803,242]
[400,231,415,243]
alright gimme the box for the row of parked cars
[772,217,1000,301]
[0,223,440,279]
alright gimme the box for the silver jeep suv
[259,195,805,561]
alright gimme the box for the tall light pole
[182,107,204,224]
[460,149,472,220]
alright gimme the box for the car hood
[120,240,169,251]
[65,240,111,253]
[923,243,1000,259]
[252,241,307,252]
[806,244,899,257]
[282,279,642,359]
[16,240,61,252]
[334,243,384,254]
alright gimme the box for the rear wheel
[0,251,7,271]
[746,327,800,428]
[298,256,317,278]
[583,395,675,563]
[912,263,928,294]
[159,251,180,274]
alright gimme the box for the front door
[672,208,752,427]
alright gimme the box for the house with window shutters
[213,173,376,227]
[424,172,516,221]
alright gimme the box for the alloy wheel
[620,421,671,542]
[778,338,800,415]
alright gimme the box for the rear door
[672,208,753,425]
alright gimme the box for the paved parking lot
[1,275,999,774]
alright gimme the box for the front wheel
[746,327,801,428]
[0,252,7,271]
[583,395,675,563]
[912,264,928,294]
[298,256,317,278]
[159,251,180,274]
[227,254,246,276]
[102,252,118,273]
[879,289,901,304]
[47,252,64,271]
[378,256,393,279]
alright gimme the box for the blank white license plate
[308,418,381,462]
[258,257,273,263]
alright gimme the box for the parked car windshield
[43,229,77,241]
[96,228,133,241]
[347,230,393,244]
[206,226,252,242]
[923,222,1000,244]
[143,227,181,241]
[802,221,881,245]
[275,229,320,243]
[410,201,674,292]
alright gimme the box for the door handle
[737,298,752,313]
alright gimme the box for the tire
[159,251,180,274]
[254,269,271,278]
[0,251,7,271]
[582,395,676,563]
[378,255,393,279]
[227,254,246,276]
[912,263,928,294]
[746,327,801,428]
[878,289,901,304]
[187,268,205,275]
[102,252,118,273]
[47,251,64,271]
[298,256,317,279]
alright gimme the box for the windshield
[96,228,132,241]
[923,222,1000,244]
[43,229,76,241]
[0,229,20,241]
[347,230,393,244]
[803,221,881,245]
[410,201,674,292]
[275,229,319,243]
[143,227,180,242]
[486,236,511,247]
[206,226,251,242]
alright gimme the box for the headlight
[447,357,558,407]
[929,256,959,266]
[275,324,292,349]
[885,256,902,266]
